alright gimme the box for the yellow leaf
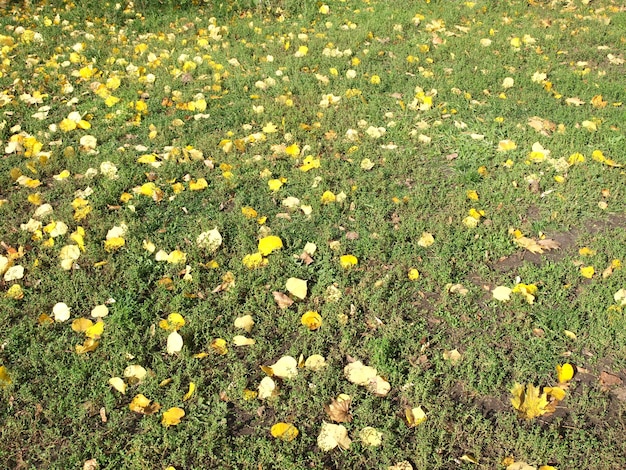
[104,237,125,252]
[285,143,300,157]
[258,376,278,400]
[0,366,12,387]
[233,335,255,346]
[544,386,566,401]
[189,178,208,191]
[71,318,93,333]
[285,277,307,299]
[492,286,512,301]
[123,365,147,384]
[268,356,298,379]
[321,190,336,204]
[317,422,351,451]
[210,338,228,355]
[75,338,99,354]
[268,179,283,191]
[407,268,420,281]
[159,312,185,331]
[344,361,377,386]
[85,320,104,339]
[339,255,358,269]
[241,206,258,218]
[129,394,160,415]
[417,232,434,247]
[162,407,185,426]
[271,422,299,441]
[234,315,254,332]
[183,382,196,401]
[108,377,126,394]
[258,235,283,256]
[359,426,383,447]
[510,383,549,420]
[243,252,267,269]
[556,363,574,383]
[304,354,327,371]
[167,250,186,264]
[578,247,596,256]
[301,311,322,330]
[405,406,427,427]
[580,266,594,278]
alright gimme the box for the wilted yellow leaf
[75,338,99,354]
[325,394,352,423]
[0,366,12,387]
[304,354,327,371]
[234,315,254,332]
[210,338,228,355]
[417,232,434,248]
[183,382,196,401]
[162,407,185,426]
[129,394,160,415]
[71,318,93,333]
[159,313,186,331]
[258,376,278,400]
[233,335,255,346]
[317,422,351,451]
[285,277,307,299]
[405,406,427,427]
[344,361,377,386]
[510,383,549,420]
[268,356,298,379]
[359,427,383,447]
[124,365,147,384]
[271,422,299,441]
[108,377,126,394]
[492,286,512,302]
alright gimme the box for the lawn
[1,0,626,468]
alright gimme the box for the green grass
[1,0,626,468]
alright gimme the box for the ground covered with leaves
[1,0,626,468]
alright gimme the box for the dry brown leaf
[273,291,294,309]
[324,394,352,423]
[299,251,314,266]
[599,371,623,390]
[527,116,556,136]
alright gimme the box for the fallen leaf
[129,394,160,415]
[492,286,512,302]
[510,383,549,420]
[166,331,183,354]
[324,394,352,423]
[405,406,427,427]
[271,422,299,441]
[599,371,623,390]
[108,377,126,394]
[285,277,307,299]
[258,376,278,400]
[301,311,322,330]
[344,361,377,386]
[162,407,185,426]
[317,422,351,451]
[268,356,298,379]
[556,363,574,383]
[359,426,383,447]
[273,291,294,309]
